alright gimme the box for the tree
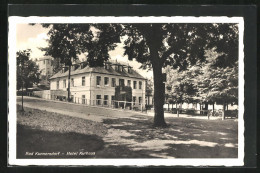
[41,24,121,101]
[17,49,40,111]
[17,49,40,90]
[41,24,93,101]
[196,52,238,119]
[41,23,238,127]
[165,46,238,118]
[165,65,199,111]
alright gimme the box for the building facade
[49,61,146,109]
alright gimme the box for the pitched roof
[50,64,146,80]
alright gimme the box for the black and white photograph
[8,16,245,166]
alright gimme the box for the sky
[16,24,153,79]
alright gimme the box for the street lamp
[19,59,27,112]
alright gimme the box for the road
[16,96,146,122]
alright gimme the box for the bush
[225,110,238,118]
[210,110,222,117]
[145,105,153,110]
[186,109,195,115]
[171,108,177,114]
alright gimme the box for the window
[47,60,49,64]
[112,78,116,87]
[105,63,110,70]
[71,78,74,87]
[133,96,136,105]
[82,76,85,86]
[133,81,137,89]
[139,81,142,89]
[118,66,122,72]
[104,77,109,86]
[104,95,108,105]
[96,95,101,105]
[119,79,125,87]
[111,95,114,105]
[56,80,59,89]
[43,60,45,64]
[127,80,131,87]
[82,95,85,104]
[128,67,132,73]
[96,76,101,86]
[63,79,66,88]
[139,97,142,104]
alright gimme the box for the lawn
[16,105,238,159]
[17,105,107,158]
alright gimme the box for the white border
[8,16,244,166]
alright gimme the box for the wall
[50,71,146,106]
[33,90,51,99]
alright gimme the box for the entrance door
[104,95,108,105]
[82,95,85,104]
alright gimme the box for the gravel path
[16,96,238,158]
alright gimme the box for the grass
[17,105,106,158]
[17,124,104,158]
[102,115,238,158]
[16,104,238,159]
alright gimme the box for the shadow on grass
[17,124,104,158]
[102,116,238,158]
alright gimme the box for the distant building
[49,61,146,109]
[36,56,53,76]
[36,56,54,88]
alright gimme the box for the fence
[42,94,145,112]
[164,107,238,120]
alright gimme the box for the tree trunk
[180,103,182,114]
[205,103,208,110]
[222,102,225,120]
[152,62,167,127]
[21,79,24,111]
[204,102,208,115]
[67,65,71,102]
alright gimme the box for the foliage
[41,24,95,99]
[40,23,238,127]
[165,48,238,106]
[165,65,199,104]
[51,58,62,74]
[17,49,40,90]
[145,78,153,96]
[41,24,93,66]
